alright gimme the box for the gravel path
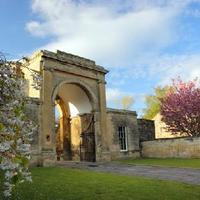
[57,161,200,185]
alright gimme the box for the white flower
[0,57,41,197]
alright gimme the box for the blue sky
[1,0,200,116]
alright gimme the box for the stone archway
[52,78,98,111]
[25,50,110,165]
[55,97,71,161]
[24,50,141,166]
[53,81,96,161]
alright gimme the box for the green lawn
[117,158,200,169]
[0,167,200,200]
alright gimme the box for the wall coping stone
[106,108,137,116]
[28,50,109,74]
[137,118,154,122]
[142,136,200,143]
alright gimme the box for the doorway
[54,83,96,162]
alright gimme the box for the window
[118,126,128,151]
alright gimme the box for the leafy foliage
[121,96,134,110]
[143,86,170,119]
[0,54,40,197]
[160,78,200,137]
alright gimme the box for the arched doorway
[54,83,96,162]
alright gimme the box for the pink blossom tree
[160,78,200,137]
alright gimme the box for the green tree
[143,86,170,119]
[121,96,134,110]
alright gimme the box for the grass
[0,167,200,200]
[117,158,200,169]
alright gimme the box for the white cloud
[147,53,200,85]
[106,87,145,109]
[26,0,200,113]
[26,0,185,67]
[26,21,46,37]
[106,88,133,108]
[106,88,125,103]
[106,52,200,88]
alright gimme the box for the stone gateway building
[23,50,150,166]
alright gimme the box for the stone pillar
[93,111,101,161]
[97,79,111,161]
[40,68,56,166]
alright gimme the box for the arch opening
[54,83,96,162]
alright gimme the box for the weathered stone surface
[23,50,170,165]
[23,50,111,165]
[106,108,140,159]
[137,119,155,142]
[24,49,199,165]
[25,98,40,146]
[141,137,200,158]
[153,113,187,139]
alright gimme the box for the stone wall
[25,97,41,166]
[141,137,200,158]
[137,119,155,142]
[153,113,186,139]
[106,108,140,159]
